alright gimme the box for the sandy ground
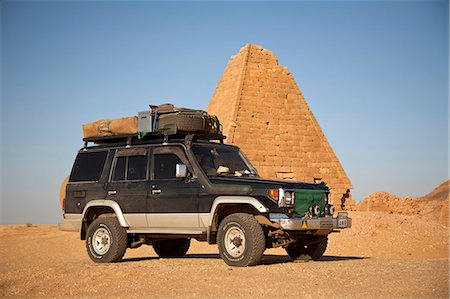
[0,211,448,298]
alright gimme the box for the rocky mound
[357,180,449,225]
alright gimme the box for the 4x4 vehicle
[60,132,351,266]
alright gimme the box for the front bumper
[270,212,352,231]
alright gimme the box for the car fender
[208,196,268,227]
[82,200,129,227]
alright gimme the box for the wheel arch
[207,196,268,244]
[80,200,129,240]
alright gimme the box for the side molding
[82,200,129,227]
[208,196,268,227]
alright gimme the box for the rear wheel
[86,216,127,263]
[153,238,191,258]
[286,236,328,260]
[217,213,266,267]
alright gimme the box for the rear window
[69,151,108,182]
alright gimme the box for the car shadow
[120,254,366,264]
[316,255,367,262]
[262,254,367,265]
[261,254,293,265]
[119,254,221,263]
[185,253,221,259]
[118,256,160,263]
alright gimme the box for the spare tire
[59,176,69,210]
[157,113,205,133]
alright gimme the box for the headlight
[314,205,320,215]
[325,204,334,216]
[276,189,295,207]
[284,192,294,205]
[310,204,321,216]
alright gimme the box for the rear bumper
[58,215,81,232]
[270,212,352,231]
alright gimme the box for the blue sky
[1,1,448,224]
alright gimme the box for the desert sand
[0,211,448,298]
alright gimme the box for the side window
[70,151,108,182]
[113,157,126,181]
[112,155,148,181]
[154,154,182,179]
[127,156,147,180]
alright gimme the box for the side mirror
[175,164,188,178]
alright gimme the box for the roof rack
[83,132,226,148]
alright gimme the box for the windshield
[192,144,258,177]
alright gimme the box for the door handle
[107,190,117,195]
[152,189,161,195]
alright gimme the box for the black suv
[60,134,351,266]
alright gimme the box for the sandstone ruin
[207,44,354,208]
[357,180,449,225]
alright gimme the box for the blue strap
[152,111,158,132]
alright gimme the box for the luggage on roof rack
[82,103,223,144]
[139,103,222,138]
[82,116,138,139]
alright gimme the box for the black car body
[61,134,351,266]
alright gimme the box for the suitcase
[140,104,222,136]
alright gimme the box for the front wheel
[86,216,128,263]
[217,213,266,267]
[286,236,328,260]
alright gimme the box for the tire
[217,213,266,267]
[285,243,306,260]
[86,217,127,263]
[153,238,191,258]
[286,236,328,261]
[158,114,205,132]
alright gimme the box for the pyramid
[207,44,354,209]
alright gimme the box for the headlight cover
[278,189,295,207]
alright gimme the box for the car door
[106,147,149,229]
[147,145,201,231]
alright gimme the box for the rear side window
[112,155,148,181]
[128,156,147,180]
[113,157,126,181]
[70,151,108,182]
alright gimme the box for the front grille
[294,190,325,217]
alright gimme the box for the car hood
[208,176,328,191]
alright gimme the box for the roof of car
[80,133,236,152]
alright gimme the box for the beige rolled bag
[82,116,138,139]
